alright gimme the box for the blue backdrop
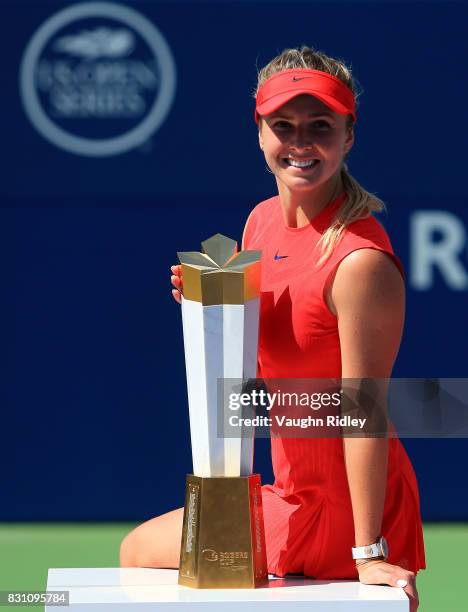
[2,0,467,521]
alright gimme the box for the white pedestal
[46,568,408,611]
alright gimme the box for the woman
[121,46,425,611]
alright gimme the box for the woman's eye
[273,121,291,129]
[312,120,331,130]
[272,120,331,130]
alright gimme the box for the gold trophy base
[178,474,268,588]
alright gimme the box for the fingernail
[397,579,407,588]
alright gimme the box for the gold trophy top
[178,234,261,305]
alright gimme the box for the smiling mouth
[285,158,319,169]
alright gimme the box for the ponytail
[317,165,385,266]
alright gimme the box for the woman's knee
[119,508,184,568]
[120,530,139,567]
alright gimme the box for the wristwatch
[352,536,388,561]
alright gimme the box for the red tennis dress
[243,192,426,579]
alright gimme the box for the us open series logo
[19,2,177,157]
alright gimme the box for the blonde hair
[255,46,385,265]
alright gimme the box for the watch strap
[352,539,385,560]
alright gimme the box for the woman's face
[258,94,354,193]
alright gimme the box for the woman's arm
[329,248,418,611]
[330,248,417,595]
[330,248,405,547]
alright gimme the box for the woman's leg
[120,507,184,568]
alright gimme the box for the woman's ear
[344,125,355,155]
[258,118,264,151]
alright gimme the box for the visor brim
[255,91,354,123]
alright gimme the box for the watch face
[380,536,389,558]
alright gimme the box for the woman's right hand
[170,265,183,304]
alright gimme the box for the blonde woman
[121,46,425,611]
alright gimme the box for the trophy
[177,234,267,589]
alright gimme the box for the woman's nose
[289,127,313,149]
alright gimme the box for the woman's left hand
[357,560,419,611]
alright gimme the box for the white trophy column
[181,297,224,477]
[181,296,260,478]
[241,297,260,475]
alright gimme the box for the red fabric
[244,193,426,579]
[255,69,356,124]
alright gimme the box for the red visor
[255,68,356,124]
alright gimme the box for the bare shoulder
[329,248,405,316]
[331,249,406,377]
[337,247,403,283]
